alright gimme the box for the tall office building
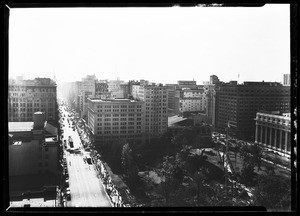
[8,77,57,123]
[204,84,217,127]
[165,84,177,116]
[78,75,97,118]
[131,82,168,140]
[215,81,290,141]
[87,98,144,144]
[255,111,291,157]
[179,88,207,113]
[120,83,131,99]
[283,74,290,86]
[95,82,110,99]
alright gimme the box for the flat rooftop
[89,98,139,103]
[9,122,34,132]
[9,198,56,207]
[45,137,58,143]
[168,115,187,127]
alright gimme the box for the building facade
[131,82,168,140]
[204,84,217,127]
[283,74,290,86]
[179,89,207,113]
[120,83,130,99]
[8,77,57,123]
[95,82,110,99]
[177,80,197,89]
[9,112,58,177]
[165,85,177,116]
[210,75,220,85]
[215,81,290,141]
[255,112,291,157]
[87,98,145,144]
[77,75,97,118]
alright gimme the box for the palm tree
[193,168,208,206]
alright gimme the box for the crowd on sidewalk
[76,118,133,207]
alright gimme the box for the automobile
[212,132,218,137]
[86,157,92,165]
[63,168,68,174]
[66,193,71,201]
[73,149,81,154]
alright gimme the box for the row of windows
[146,107,167,110]
[99,130,142,135]
[9,107,54,113]
[100,125,142,130]
[97,113,141,117]
[100,121,142,126]
[97,109,142,113]
[98,105,142,109]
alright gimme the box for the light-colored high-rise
[179,88,207,113]
[131,82,168,140]
[8,77,57,122]
[283,74,290,86]
[87,98,144,144]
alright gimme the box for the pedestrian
[69,161,71,166]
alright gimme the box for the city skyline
[9,4,290,85]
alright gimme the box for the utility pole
[225,123,229,196]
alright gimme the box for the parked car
[66,193,71,201]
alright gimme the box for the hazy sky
[9,4,290,84]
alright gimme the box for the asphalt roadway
[60,106,111,207]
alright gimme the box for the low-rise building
[255,111,291,157]
[8,112,59,201]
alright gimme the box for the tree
[248,143,263,172]
[252,173,291,211]
[121,143,139,188]
[239,163,256,186]
[193,167,209,206]
[157,155,184,206]
[179,145,192,162]
[186,153,208,174]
